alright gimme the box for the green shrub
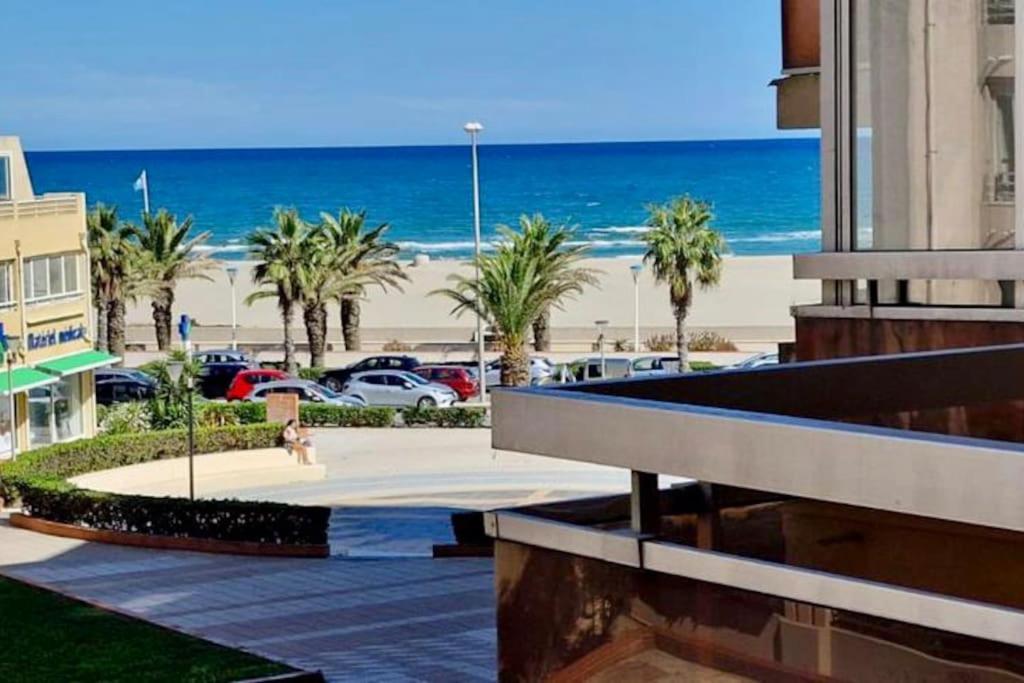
[0,424,330,547]
[382,339,412,352]
[645,334,675,352]
[687,330,738,352]
[400,406,487,428]
[196,401,268,427]
[17,479,329,545]
[298,404,395,427]
[98,402,153,435]
[297,367,324,381]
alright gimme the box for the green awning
[35,350,119,377]
[0,368,59,396]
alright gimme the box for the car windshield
[315,384,341,399]
[399,372,429,385]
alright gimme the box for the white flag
[133,170,147,192]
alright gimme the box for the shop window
[0,395,15,459]
[28,377,83,448]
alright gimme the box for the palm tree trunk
[107,298,127,364]
[152,290,173,352]
[282,299,297,374]
[501,338,530,387]
[532,309,551,352]
[341,297,361,351]
[95,296,109,352]
[304,303,327,368]
[673,288,692,372]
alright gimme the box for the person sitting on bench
[282,419,314,465]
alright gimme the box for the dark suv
[95,368,157,406]
[195,349,255,399]
[318,355,420,392]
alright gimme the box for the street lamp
[225,265,239,351]
[464,121,487,401]
[630,264,644,353]
[172,314,195,501]
[595,319,609,378]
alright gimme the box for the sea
[25,138,821,260]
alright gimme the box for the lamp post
[0,323,16,461]
[464,121,487,401]
[225,265,239,351]
[630,264,643,353]
[173,314,195,501]
[595,319,609,378]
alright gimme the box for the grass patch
[0,576,292,682]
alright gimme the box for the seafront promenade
[124,255,815,351]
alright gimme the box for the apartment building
[0,136,114,457]
[483,2,1024,679]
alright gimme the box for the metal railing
[0,194,82,221]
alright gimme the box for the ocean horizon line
[25,134,820,156]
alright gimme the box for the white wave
[397,240,497,252]
[589,226,648,235]
[585,201,601,207]
[196,244,249,253]
[728,230,819,243]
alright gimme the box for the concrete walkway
[0,515,495,682]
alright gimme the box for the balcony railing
[0,194,82,221]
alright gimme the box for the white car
[730,352,780,370]
[246,379,367,407]
[485,357,554,388]
[342,370,458,408]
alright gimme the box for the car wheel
[417,396,437,408]
[323,376,343,392]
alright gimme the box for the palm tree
[133,209,215,351]
[87,204,140,359]
[319,209,407,351]
[508,214,599,352]
[641,196,726,371]
[245,209,309,374]
[294,225,336,369]
[433,225,593,386]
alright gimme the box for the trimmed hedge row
[194,402,487,429]
[0,424,331,547]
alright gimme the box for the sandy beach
[124,254,817,353]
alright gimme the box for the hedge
[0,424,331,547]
[400,406,487,428]
[190,402,487,429]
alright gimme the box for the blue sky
[2,1,790,150]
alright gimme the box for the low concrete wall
[70,448,326,499]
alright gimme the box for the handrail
[793,249,1024,281]
[0,193,82,221]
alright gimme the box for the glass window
[30,259,48,300]
[0,395,14,459]
[0,262,13,306]
[48,256,64,297]
[53,376,82,441]
[63,254,78,293]
[0,156,9,201]
[27,386,53,447]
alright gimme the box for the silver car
[485,357,554,388]
[342,370,457,408]
[246,379,366,407]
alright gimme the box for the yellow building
[0,135,115,458]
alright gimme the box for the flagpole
[142,171,150,215]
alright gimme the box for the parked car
[414,365,479,401]
[319,355,421,392]
[730,352,779,370]
[226,368,289,401]
[484,357,554,389]
[630,356,681,377]
[94,368,157,406]
[559,357,632,382]
[195,349,256,399]
[245,379,366,406]
[342,370,457,408]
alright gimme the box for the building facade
[484,1,1024,679]
[0,136,114,457]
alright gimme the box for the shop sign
[28,324,87,351]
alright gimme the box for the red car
[226,369,289,401]
[414,366,478,401]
